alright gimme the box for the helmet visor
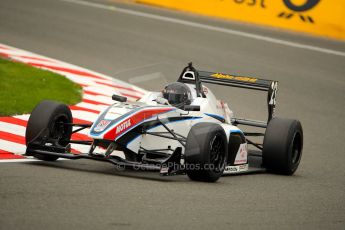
[163,93,185,106]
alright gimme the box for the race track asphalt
[0,0,344,229]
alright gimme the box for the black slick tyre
[25,100,73,161]
[263,117,303,175]
[185,123,228,182]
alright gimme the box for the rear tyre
[185,123,228,182]
[25,100,73,161]
[263,117,303,175]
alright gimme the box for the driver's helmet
[162,82,192,109]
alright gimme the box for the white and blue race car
[25,63,303,182]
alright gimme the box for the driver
[162,82,192,109]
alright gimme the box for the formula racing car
[25,63,303,182]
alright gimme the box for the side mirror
[112,94,127,102]
[184,105,200,111]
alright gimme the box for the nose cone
[89,104,175,141]
[89,103,141,138]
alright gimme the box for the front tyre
[263,117,303,175]
[25,100,73,161]
[185,123,228,182]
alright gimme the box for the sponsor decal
[160,166,169,174]
[224,164,249,173]
[116,119,132,134]
[94,120,111,132]
[234,143,248,165]
[236,0,266,8]
[278,0,320,23]
[211,73,258,83]
[239,164,247,170]
[225,165,239,172]
[233,0,319,23]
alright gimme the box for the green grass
[0,58,82,116]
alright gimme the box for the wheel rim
[209,134,226,172]
[291,132,302,165]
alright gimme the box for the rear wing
[178,63,278,122]
[198,71,274,92]
[198,71,278,122]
